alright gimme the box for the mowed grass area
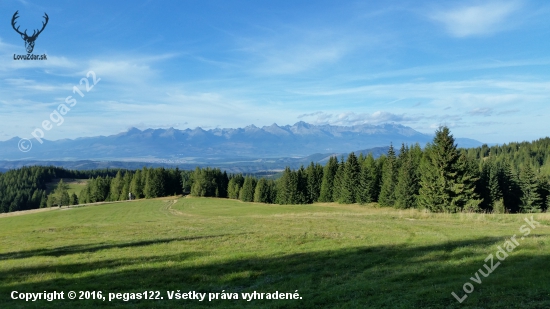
[1,197,549,308]
[45,178,89,196]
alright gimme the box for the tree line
[1,127,549,213]
[0,166,124,213]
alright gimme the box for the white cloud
[468,108,493,116]
[298,111,417,126]
[431,1,522,37]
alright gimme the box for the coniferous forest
[2,127,550,214]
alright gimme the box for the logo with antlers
[11,11,49,54]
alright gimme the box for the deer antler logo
[11,11,49,54]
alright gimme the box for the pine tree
[394,145,418,209]
[418,127,461,212]
[331,158,345,202]
[305,162,323,203]
[227,175,244,199]
[69,193,78,205]
[276,167,299,204]
[109,171,124,201]
[119,172,132,200]
[379,144,397,207]
[500,160,521,213]
[239,177,257,202]
[357,159,373,204]
[296,166,308,204]
[49,179,70,206]
[319,156,338,202]
[144,169,165,198]
[254,178,269,203]
[339,153,360,204]
[130,169,144,198]
[452,154,482,212]
[519,164,542,213]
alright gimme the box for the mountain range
[0,122,483,164]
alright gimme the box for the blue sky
[1,0,550,144]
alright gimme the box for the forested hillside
[0,167,127,213]
[2,127,549,214]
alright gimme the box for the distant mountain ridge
[0,122,483,161]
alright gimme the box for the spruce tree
[394,145,418,209]
[452,154,482,212]
[239,177,257,202]
[331,158,345,203]
[357,157,373,204]
[319,156,338,202]
[418,127,461,212]
[109,171,124,201]
[130,169,144,198]
[379,144,397,207]
[305,162,323,203]
[69,193,78,205]
[254,178,269,203]
[227,175,244,199]
[339,153,360,204]
[520,164,542,213]
[276,167,299,204]
[500,160,521,213]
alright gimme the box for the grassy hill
[1,197,549,308]
[45,178,90,196]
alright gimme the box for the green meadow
[45,179,89,196]
[0,197,549,308]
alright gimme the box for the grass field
[45,178,89,196]
[1,197,549,308]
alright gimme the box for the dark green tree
[276,167,300,204]
[338,153,360,204]
[394,145,418,209]
[227,174,244,199]
[69,192,78,205]
[379,144,397,207]
[331,158,345,203]
[254,178,270,203]
[305,162,323,203]
[519,164,542,213]
[239,176,257,202]
[319,156,338,202]
[418,127,461,212]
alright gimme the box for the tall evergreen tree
[119,172,132,200]
[338,153,360,204]
[331,158,345,203]
[239,176,257,202]
[276,167,300,204]
[69,192,78,205]
[319,156,338,202]
[227,175,244,199]
[452,154,482,212]
[130,169,144,198]
[394,145,418,209]
[357,154,380,204]
[418,127,461,212]
[48,179,70,207]
[109,171,124,201]
[519,164,542,213]
[379,144,397,207]
[296,166,308,204]
[305,162,323,203]
[254,178,270,203]
[500,160,522,213]
[144,169,165,198]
